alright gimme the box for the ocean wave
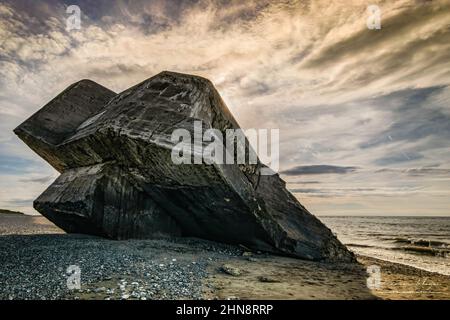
[346,243,375,248]
[392,246,450,257]
[392,238,450,248]
[323,216,450,275]
[346,243,388,250]
[346,241,450,257]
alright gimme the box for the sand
[0,213,448,300]
[203,254,450,300]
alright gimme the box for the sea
[320,216,450,275]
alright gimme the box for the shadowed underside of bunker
[14,71,355,262]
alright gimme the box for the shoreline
[356,254,449,277]
[356,255,450,300]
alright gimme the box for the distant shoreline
[0,209,25,215]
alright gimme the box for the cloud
[281,165,358,176]
[289,181,321,185]
[374,152,424,166]
[376,167,450,177]
[0,155,41,174]
[0,0,449,215]
[3,198,35,206]
[19,175,55,184]
[359,86,450,149]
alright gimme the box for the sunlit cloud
[0,0,449,215]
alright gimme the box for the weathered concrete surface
[14,71,355,262]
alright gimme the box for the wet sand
[0,213,448,300]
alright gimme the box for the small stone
[220,264,242,277]
[257,276,281,283]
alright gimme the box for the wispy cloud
[281,165,358,176]
[19,175,55,184]
[0,0,449,215]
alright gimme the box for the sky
[0,0,449,216]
